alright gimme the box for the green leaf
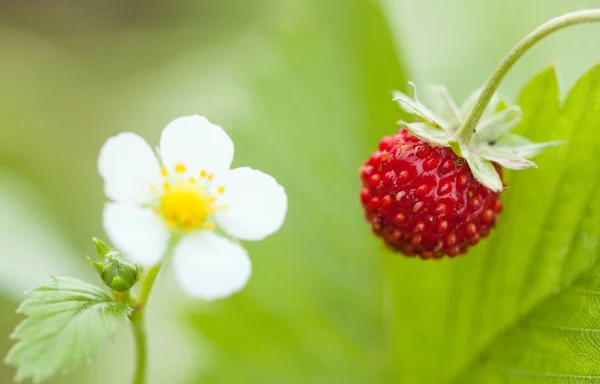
[456,260,600,382]
[5,277,130,382]
[386,63,600,383]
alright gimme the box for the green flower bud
[88,238,139,292]
[99,256,139,292]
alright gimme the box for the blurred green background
[1,0,600,383]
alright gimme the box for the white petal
[98,132,162,204]
[214,167,287,241]
[173,232,251,300]
[103,203,170,266]
[159,115,234,176]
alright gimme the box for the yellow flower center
[154,164,226,232]
[160,183,211,231]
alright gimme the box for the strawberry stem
[457,9,600,143]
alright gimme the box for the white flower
[98,115,287,300]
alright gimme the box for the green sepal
[475,105,522,142]
[402,121,451,146]
[92,237,111,260]
[393,80,564,191]
[87,256,104,275]
[465,153,503,192]
[478,147,536,170]
[393,83,446,128]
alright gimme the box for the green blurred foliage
[1,0,600,383]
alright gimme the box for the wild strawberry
[360,129,503,259]
[361,84,561,259]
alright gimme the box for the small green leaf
[402,121,451,146]
[465,153,503,192]
[5,276,130,382]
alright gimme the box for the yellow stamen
[150,184,157,191]
[161,167,168,177]
[159,183,211,232]
[189,177,196,184]
[175,164,186,173]
[200,170,207,178]
[203,223,215,230]
[217,186,225,194]
[207,174,213,181]
[163,182,171,191]
[208,196,215,203]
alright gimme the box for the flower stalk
[457,9,600,142]
[128,263,162,384]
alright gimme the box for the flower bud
[88,238,139,292]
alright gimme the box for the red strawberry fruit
[361,84,561,259]
[360,128,503,259]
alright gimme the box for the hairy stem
[128,233,181,384]
[457,9,600,142]
[130,310,149,384]
[129,263,162,384]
